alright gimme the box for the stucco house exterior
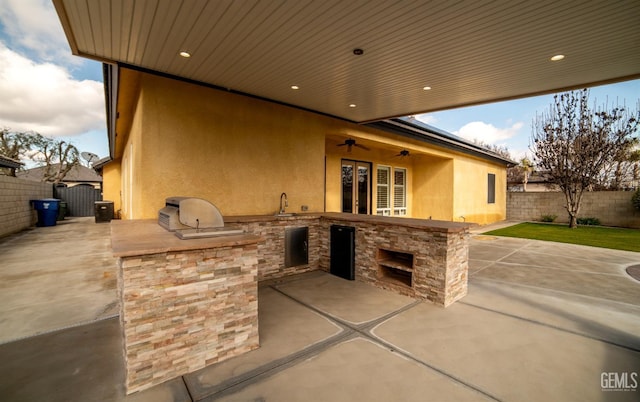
[52,1,638,225]
[102,67,512,224]
[51,2,640,394]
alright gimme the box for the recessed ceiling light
[179,51,191,58]
[349,104,357,108]
[423,86,432,90]
[550,54,565,61]
[291,85,300,90]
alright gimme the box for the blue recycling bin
[32,198,60,227]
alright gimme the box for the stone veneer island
[111,213,470,394]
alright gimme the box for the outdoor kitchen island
[224,212,470,305]
[111,213,470,394]
[111,219,263,394]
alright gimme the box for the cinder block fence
[0,175,52,237]
[507,191,640,228]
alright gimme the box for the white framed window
[393,168,407,216]
[376,166,391,216]
[376,166,407,216]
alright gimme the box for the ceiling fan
[337,138,369,152]
[395,149,411,157]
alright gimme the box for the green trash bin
[57,201,68,221]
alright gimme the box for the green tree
[531,89,639,228]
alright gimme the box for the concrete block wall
[507,191,640,228]
[0,175,52,237]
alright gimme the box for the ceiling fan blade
[355,143,370,151]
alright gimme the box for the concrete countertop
[223,213,323,223]
[111,219,263,258]
[319,212,472,233]
[111,213,471,258]
[224,212,471,233]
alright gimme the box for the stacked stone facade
[115,214,469,394]
[319,217,469,307]
[118,244,259,394]
[0,175,51,237]
[229,216,321,280]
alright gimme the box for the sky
[1,1,639,166]
[0,0,107,164]
[415,79,640,161]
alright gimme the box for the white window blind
[394,168,407,216]
[376,166,391,215]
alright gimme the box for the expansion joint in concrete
[268,285,502,402]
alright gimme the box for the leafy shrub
[540,214,557,222]
[633,189,640,211]
[577,217,601,226]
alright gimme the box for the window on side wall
[394,168,407,216]
[488,173,496,204]
[376,166,391,216]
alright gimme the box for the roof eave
[366,119,517,167]
[102,63,117,162]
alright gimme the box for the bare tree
[596,145,640,190]
[0,128,81,183]
[531,89,639,228]
[32,136,80,184]
[0,128,39,176]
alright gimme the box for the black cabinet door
[330,225,355,280]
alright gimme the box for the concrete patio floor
[0,218,639,401]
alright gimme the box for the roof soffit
[54,0,640,123]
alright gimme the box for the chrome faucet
[279,192,288,215]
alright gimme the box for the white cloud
[0,0,77,66]
[0,43,105,137]
[454,121,524,144]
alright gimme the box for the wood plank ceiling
[54,0,640,123]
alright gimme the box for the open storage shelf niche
[377,248,414,288]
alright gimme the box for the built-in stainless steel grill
[158,197,243,239]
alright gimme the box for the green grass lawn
[483,222,640,252]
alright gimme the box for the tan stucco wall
[111,69,508,224]
[117,73,332,218]
[452,156,507,224]
[102,161,121,216]
[412,155,454,220]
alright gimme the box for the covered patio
[1,218,638,401]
